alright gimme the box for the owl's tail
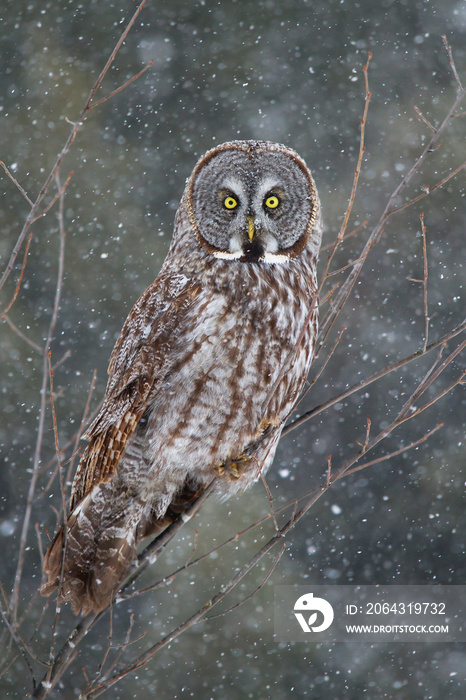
[41,479,207,615]
[41,484,142,616]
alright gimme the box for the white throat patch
[211,248,290,264]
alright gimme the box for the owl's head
[184,140,321,264]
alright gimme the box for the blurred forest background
[0,0,465,698]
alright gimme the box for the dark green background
[0,0,465,698]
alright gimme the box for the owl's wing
[70,272,201,509]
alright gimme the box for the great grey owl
[41,139,323,615]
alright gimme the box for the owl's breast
[138,263,316,482]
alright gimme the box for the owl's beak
[247,216,255,241]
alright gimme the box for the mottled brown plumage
[41,140,322,615]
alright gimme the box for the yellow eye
[265,195,280,209]
[223,195,238,210]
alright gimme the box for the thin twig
[0,232,33,318]
[10,176,66,622]
[0,161,33,206]
[317,73,465,356]
[420,214,429,351]
[396,342,462,423]
[356,418,371,453]
[33,614,99,699]
[119,480,218,597]
[0,583,47,673]
[283,321,466,436]
[47,352,63,487]
[37,372,99,497]
[344,423,444,476]
[1,314,42,352]
[66,370,99,492]
[42,174,72,681]
[86,611,140,696]
[387,160,466,217]
[293,326,346,412]
[443,34,464,92]
[318,283,339,308]
[404,368,465,422]
[413,105,436,132]
[320,220,368,252]
[331,342,465,484]
[30,171,74,224]
[317,53,372,301]
[183,529,199,570]
[0,0,149,293]
[86,0,148,106]
[88,60,154,110]
[408,213,430,352]
[206,542,287,620]
[101,615,141,685]
[326,456,332,487]
[258,466,281,534]
[323,251,368,278]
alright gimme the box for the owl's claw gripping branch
[214,454,251,480]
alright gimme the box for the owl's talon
[228,463,241,479]
[214,455,250,480]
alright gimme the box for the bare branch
[33,614,99,699]
[206,542,287,621]
[86,0,149,106]
[409,212,429,352]
[0,232,33,319]
[342,423,444,477]
[396,340,464,424]
[1,314,42,352]
[33,328,465,697]
[10,175,67,622]
[356,418,371,453]
[66,370,99,492]
[387,159,466,216]
[413,105,436,132]
[30,171,74,224]
[84,530,292,699]
[330,342,465,484]
[294,326,346,411]
[284,321,466,436]
[443,34,464,93]
[317,77,465,356]
[88,60,154,111]
[0,0,149,293]
[258,465,281,533]
[0,161,33,206]
[120,479,218,597]
[317,53,372,299]
[320,220,368,253]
